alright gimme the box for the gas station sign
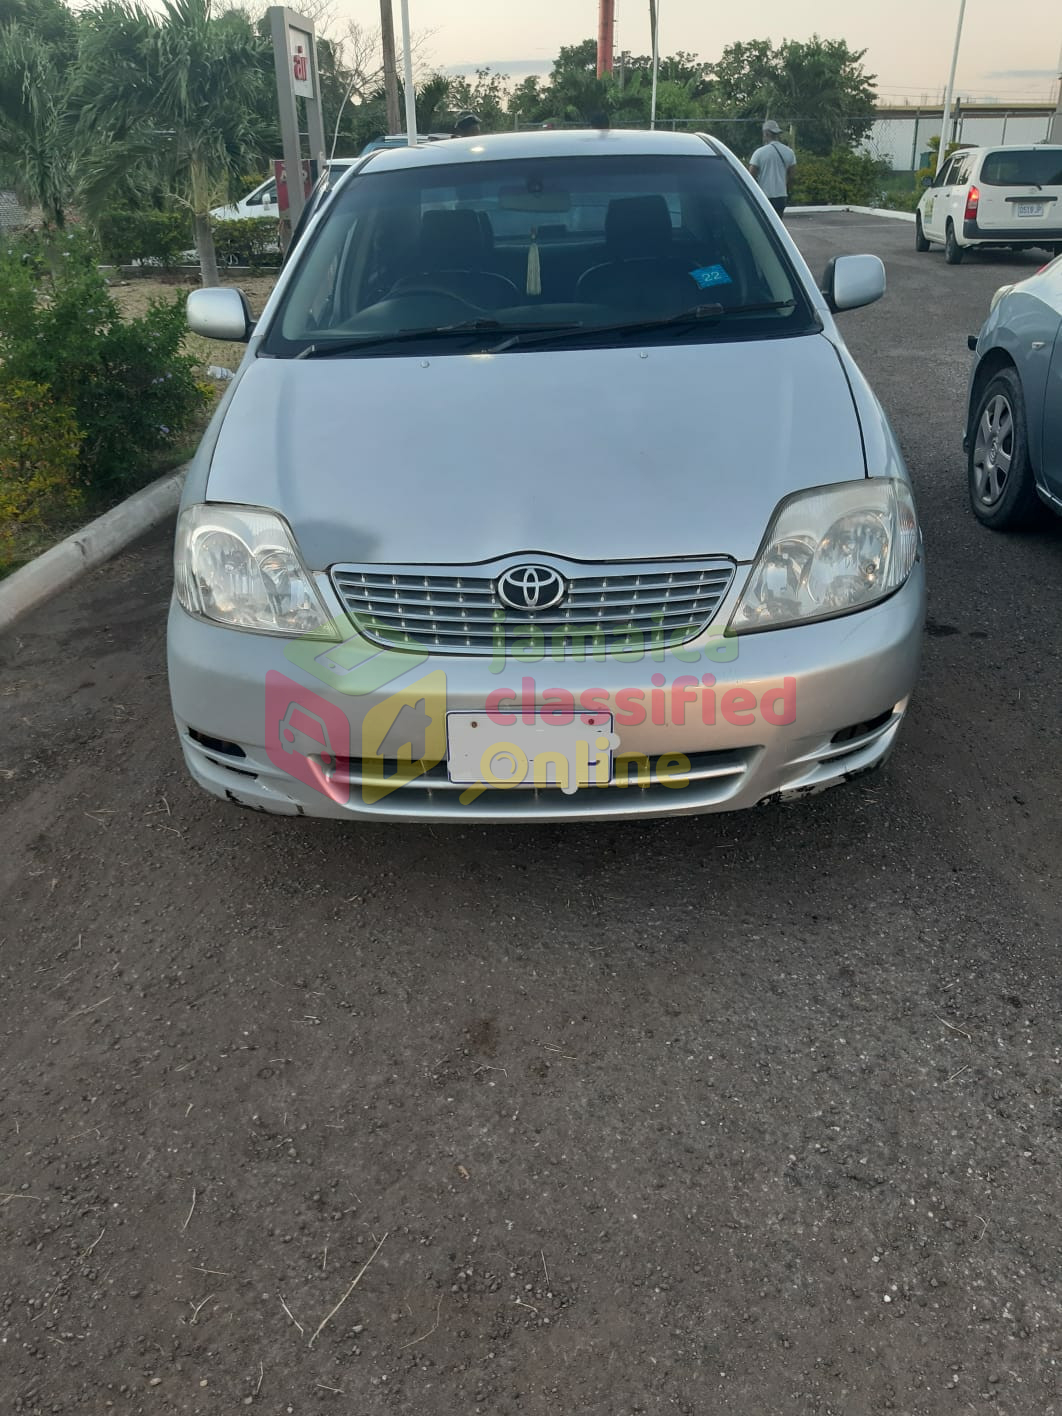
[288,25,314,98]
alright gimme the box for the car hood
[206,332,865,567]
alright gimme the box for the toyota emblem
[496,564,568,612]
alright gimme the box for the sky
[339,0,1061,105]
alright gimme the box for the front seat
[576,195,701,313]
[391,209,519,309]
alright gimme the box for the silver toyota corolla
[169,130,925,822]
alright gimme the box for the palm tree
[414,73,452,135]
[0,20,74,226]
[75,0,266,286]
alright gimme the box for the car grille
[331,555,736,657]
[316,747,757,819]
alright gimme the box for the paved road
[1,216,1060,1416]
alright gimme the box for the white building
[863,103,1055,172]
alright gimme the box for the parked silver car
[966,252,1062,527]
[169,130,925,822]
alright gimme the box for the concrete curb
[0,465,187,635]
[787,204,917,223]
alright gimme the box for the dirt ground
[1,218,1060,1416]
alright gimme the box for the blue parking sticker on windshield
[690,264,733,290]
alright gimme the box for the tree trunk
[194,210,220,288]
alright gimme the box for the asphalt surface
[1,215,1061,1416]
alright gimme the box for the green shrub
[790,149,891,206]
[0,380,83,555]
[0,229,207,498]
[97,209,193,268]
[211,216,281,268]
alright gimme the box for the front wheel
[945,222,964,264]
[968,368,1041,529]
[914,213,930,252]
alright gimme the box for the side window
[245,181,276,208]
[936,158,957,187]
[954,155,975,187]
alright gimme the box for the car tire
[968,368,1042,530]
[914,213,930,252]
[945,222,964,264]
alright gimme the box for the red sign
[273,159,318,214]
[292,45,308,84]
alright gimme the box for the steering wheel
[386,285,487,309]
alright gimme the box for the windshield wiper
[488,300,797,351]
[293,319,581,359]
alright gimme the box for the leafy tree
[710,36,876,156]
[448,67,509,133]
[74,0,267,285]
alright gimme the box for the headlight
[732,479,919,633]
[174,504,331,635]
[989,284,1012,313]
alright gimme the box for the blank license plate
[1016,203,1044,218]
[446,711,614,787]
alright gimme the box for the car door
[924,156,959,239]
[1038,261,1062,497]
[240,178,279,220]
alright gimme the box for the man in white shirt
[749,120,796,217]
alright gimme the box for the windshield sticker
[690,264,733,290]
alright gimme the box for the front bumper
[167,564,925,822]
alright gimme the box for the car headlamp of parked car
[989,284,1013,313]
[733,479,919,632]
[174,504,330,635]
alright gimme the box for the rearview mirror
[921,174,933,188]
[187,287,253,342]
[821,254,886,313]
[498,185,572,213]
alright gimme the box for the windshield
[262,152,818,357]
[980,149,1062,187]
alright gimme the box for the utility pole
[1050,42,1062,143]
[596,0,614,78]
[399,0,417,144]
[649,0,660,130]
[380,0,401,135]
[936,0,967,174]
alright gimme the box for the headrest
[605,195,673,259]
[419,208,484,267]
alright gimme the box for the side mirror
[821,254,886,313]
[187,287,253,342]
[921,174,933,188]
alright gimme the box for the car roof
[363,128,721,172]
[952,143,1062,155]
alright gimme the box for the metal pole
[936,0,967,174]
[399,0,417,145]
[650,0,660,130]
[1050,42,1062,143]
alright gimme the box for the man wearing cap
[451,112,481,138]
[749,120,796,217]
